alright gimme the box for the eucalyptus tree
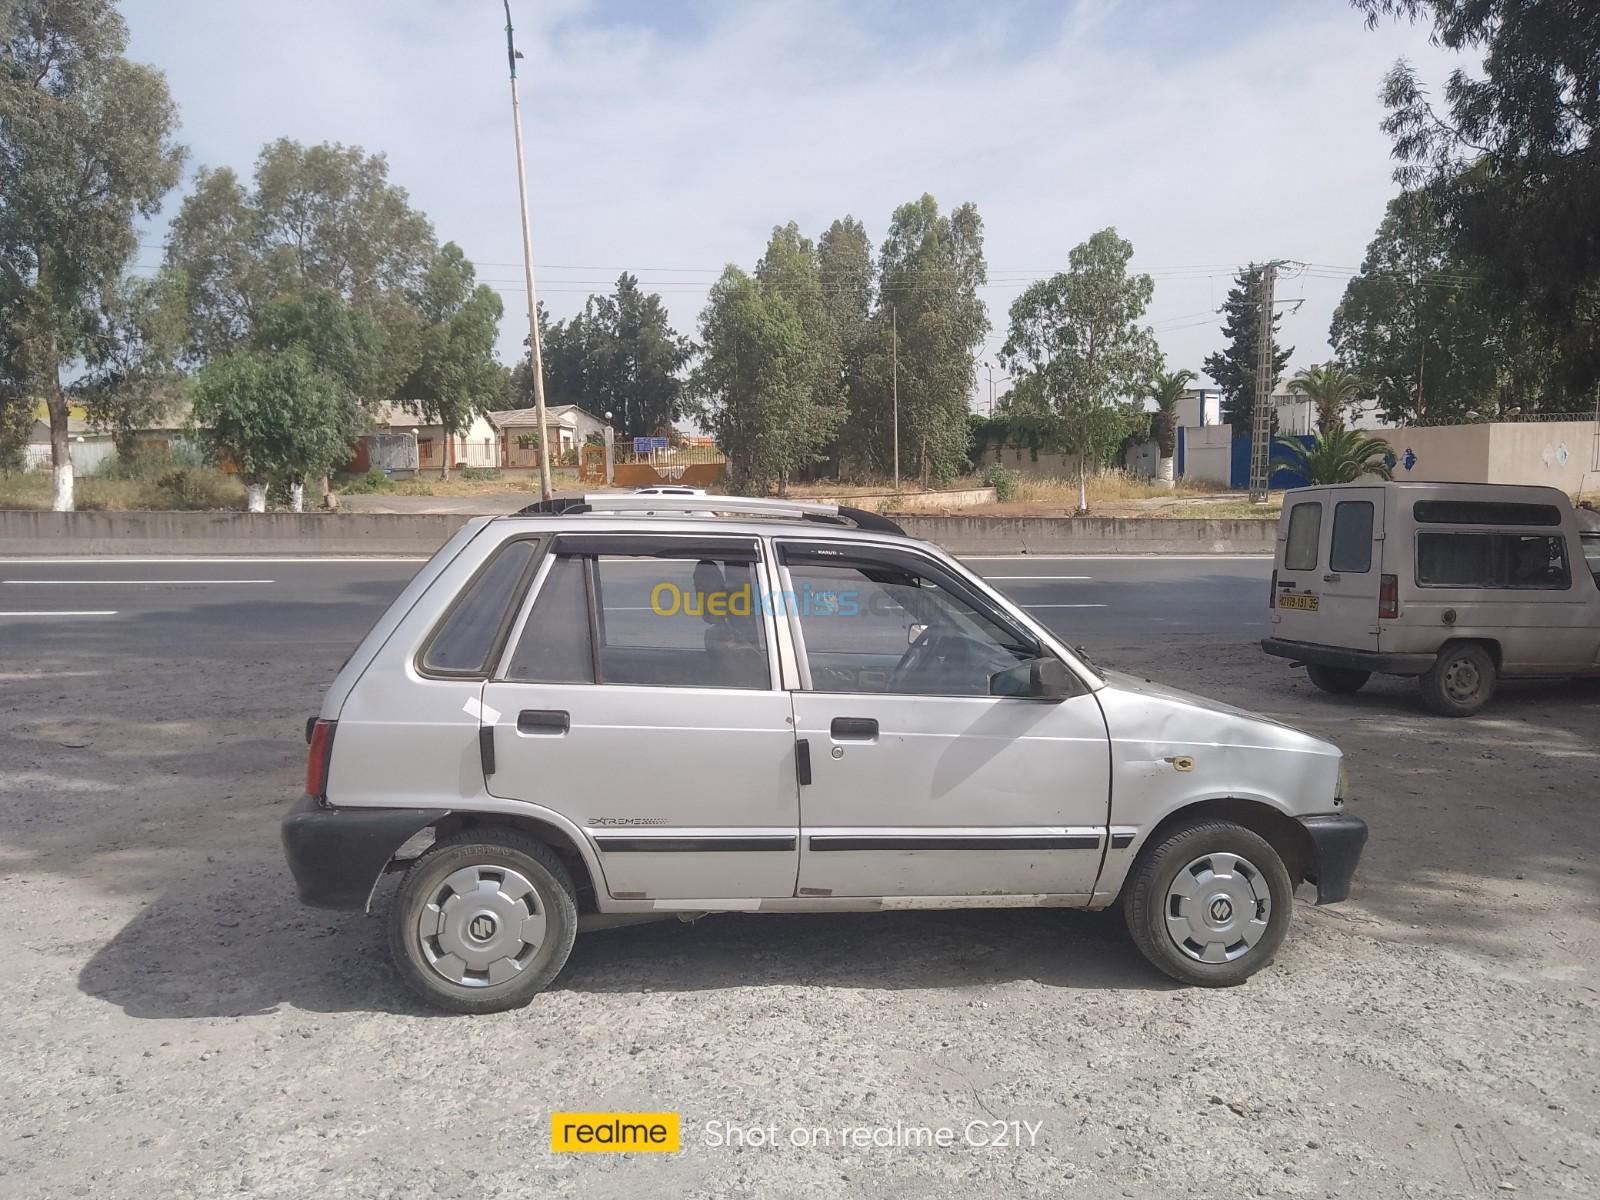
[1,0,186,509]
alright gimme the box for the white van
[1262,482,1600,716]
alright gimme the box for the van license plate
[1279,593,1320,612]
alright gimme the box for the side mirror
[989,656,1071,700]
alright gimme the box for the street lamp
[982,361,1013,417]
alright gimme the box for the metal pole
[504,1,553,501]
[891,305,899,492]
[1248,262,1278,503]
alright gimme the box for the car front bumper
[1299,813,1369,905]
[1262,637,1437,677]
[282,795,450,911]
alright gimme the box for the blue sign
[632,437,652,454]
[650,436,670,451]
[1403,448,1417,471]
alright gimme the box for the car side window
[503,555,595,683]
[783,553,1038,696]
[1329,501,1374,573]
[420,538,539,676]
[1284,502,1322,571]
[590,554,770,689]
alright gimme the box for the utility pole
[891,304,900,492]
[503,0,553,501]
[1247,261,1280,504]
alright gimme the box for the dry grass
[0,469,246,512]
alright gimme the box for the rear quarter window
[1416,531,1571,590]
[1284,502,1322,571]
[420,538,540,675]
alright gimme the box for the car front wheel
[1123,819,1294,987]
[388,829,578,1013]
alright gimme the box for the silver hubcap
[1442,657,1482,702]
[418,864,547,988]
[1165,851,1272,964]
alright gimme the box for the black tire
[1123,819,1294,987]
[1306,664,1370,695]
[388,828,578,1014]
[1418,641,1496,717]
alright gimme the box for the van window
[1413,500,1562,527]
[1329,501,1374,573]
[1416,532,1572,589]
[1284,502,1322,571]
[420,538,539,676]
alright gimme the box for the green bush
[982,463,1020,502]
[334,467,395,495]
[458,466,502,482]
[140,467,239,511]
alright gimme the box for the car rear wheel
[1306,664,1370,695]
[1418,641,1496,717]
[1123,819,1294,987]
[388,829,577,1013]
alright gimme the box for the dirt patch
[1,622,1595,1198]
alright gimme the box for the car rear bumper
[1262,637,1436,677]
[1299,813,1368,905]
[281,795,449,911]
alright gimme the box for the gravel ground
[1,619,1597,1199]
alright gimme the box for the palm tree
[1143,366,1196,487]
[1273,426,1395,485]
[1287,362,1365,432]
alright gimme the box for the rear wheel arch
[427,811,602,912]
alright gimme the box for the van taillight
[1268,569,1278,609]
[305,719,336,797]
[1378,574,1398,620]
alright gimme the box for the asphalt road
[0,553,1272,653]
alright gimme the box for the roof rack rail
[511,493,905,536]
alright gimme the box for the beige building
[1378,419,1600,495]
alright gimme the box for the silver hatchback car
[284,495,1367,1012]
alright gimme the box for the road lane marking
[3,579,275,585]
[986,575,1092,581]
[963,554,1271,561]
[0,610,118,617]
[1023,603,1108,609]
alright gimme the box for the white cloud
[122,0,1460,388]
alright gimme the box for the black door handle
[517,709,570,734]
[796,738,812,786]
[830,717,878,741]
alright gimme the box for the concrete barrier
[895,515,1276,555]
[0,509,1276,557]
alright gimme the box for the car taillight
[305,719,336,797]
[1268,568,1278,609]
[1378,574,1398,620]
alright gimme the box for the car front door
[481,534,799,901]
[774,540,1111,900]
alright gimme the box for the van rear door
[1317,488,1386,651]
[1271,490,1329,643]
[1271,488,1385,651]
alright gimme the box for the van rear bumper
[1262,637,1436,677]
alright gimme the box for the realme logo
[550,1112,681,1153]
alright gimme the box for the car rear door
[480,533,800,901]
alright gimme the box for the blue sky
[120,0,1461,393]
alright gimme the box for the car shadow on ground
[77,882,1176,1021]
